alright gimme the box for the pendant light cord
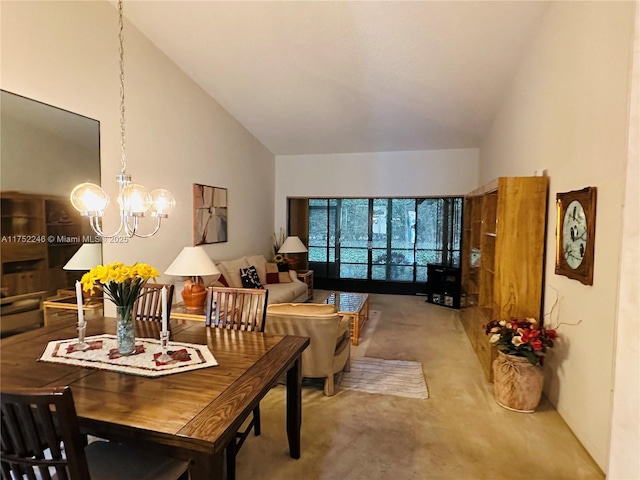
[118,0,127,175]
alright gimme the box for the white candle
[161,286,168,333]
[75,280,85,325]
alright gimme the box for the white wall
[608,3,640,478]
[479,1,636,472]
[1,2,275,296]
[274,149,478,230]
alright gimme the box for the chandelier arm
[133,217,163,238]
[90,215,128,239]
[123,215,138,237]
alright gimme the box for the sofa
[265,303,351,396]
[212,254,308,304]
[0,291,46,338]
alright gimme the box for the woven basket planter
[492,352,544,413]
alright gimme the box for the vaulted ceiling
[122,1,550,155]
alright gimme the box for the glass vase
[116,305,136,355]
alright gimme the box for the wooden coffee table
[323,291,369,346]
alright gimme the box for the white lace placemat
[39,334,218,377]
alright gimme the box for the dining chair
[133,283,174,322]
[0,385,189,480]
[204,286,269,480]
[205,286,268,331]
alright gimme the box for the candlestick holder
[76,323,90,351]
[156,330,173,363]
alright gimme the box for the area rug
[340,357,429,399]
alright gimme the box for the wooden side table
[170,302,206,322]
[56,288,76,297]
[43,296,103,326]
[296,270,314,299]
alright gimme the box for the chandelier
[70,0,175,238]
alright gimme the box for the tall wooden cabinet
[460,177,549,380]
[1,192,48,294]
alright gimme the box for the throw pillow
[217,274,229,287]
[243,255,267,285]
[265,262,292,284]
[219,258,250,288]
[240,266,264,289]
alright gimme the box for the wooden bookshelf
[460,177,549,380]
[1,192,92,296]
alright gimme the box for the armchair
[265,303,351,396]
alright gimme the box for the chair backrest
[133,283,174,322]
[1,386,90,480]
[204,287,268,332]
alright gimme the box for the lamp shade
[278,236,308,254]
[63,244,102,270]
[165,246,220,277]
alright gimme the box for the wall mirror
[1,90,102,299]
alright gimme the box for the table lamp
[64,244,102,301]
[63,243,102,270]
[278,236,308,272]
[165,246,220,311]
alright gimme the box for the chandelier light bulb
[70,183,109,216]
[150,189,176,217]
[118,183,151,215]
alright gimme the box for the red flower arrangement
[484,318,558,366]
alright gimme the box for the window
[306,197,462,291]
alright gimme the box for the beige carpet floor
[235,292,604,480]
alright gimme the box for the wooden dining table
[0,316,310,479]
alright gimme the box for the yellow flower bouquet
[81,262,159,355]
[81,262,159,308]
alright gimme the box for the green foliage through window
[308,197,462,283]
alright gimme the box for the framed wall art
[555,187,597,285]
[193,183,227,245]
